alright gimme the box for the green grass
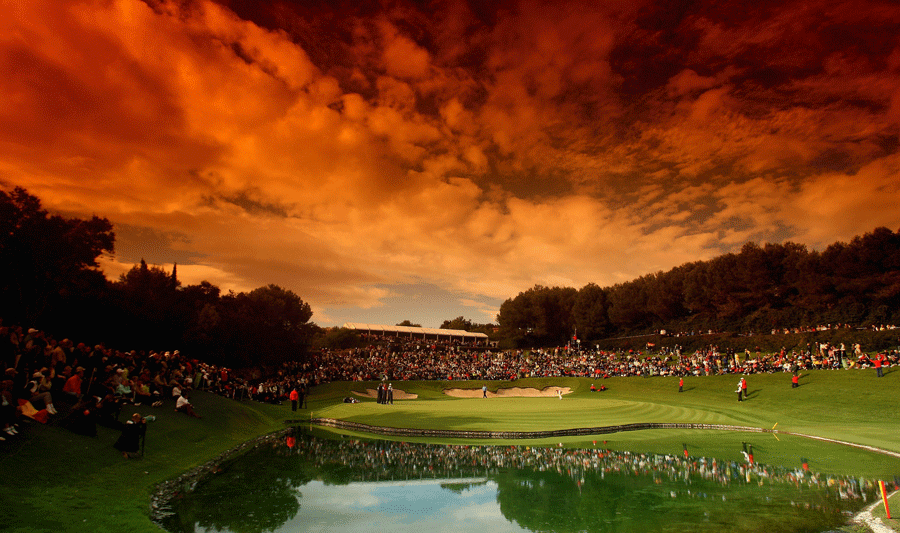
[314,370,900,454]
[1,368,898,532]
[874,490,900,531]
[0,392,288,533]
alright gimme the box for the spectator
[113,412,146,458]
[62,367,85,400]
[21,370,58,415]
[132,378,152,405]
[95,394,122,428]
[175,393,201,419]
[1,379,19,438]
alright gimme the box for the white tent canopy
[342,322,488,341]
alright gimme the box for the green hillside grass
[1,368,897,532]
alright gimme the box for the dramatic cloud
[1,0,898,327]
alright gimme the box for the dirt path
[850,491,897,533]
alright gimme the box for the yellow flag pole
[880,480,892,519]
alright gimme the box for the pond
[154,427,896,533]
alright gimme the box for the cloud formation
[1,0,898,327]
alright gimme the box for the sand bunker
[444,386,572,398]
[352,388,418,400]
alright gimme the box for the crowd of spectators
[0,322,240,443]
[2,323,897,444]
[650,322,897,338]
[244,333,898,396]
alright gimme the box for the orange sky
[2,0,899,327]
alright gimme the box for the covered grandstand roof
[343,322,488,340]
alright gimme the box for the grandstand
[343,322,488,343]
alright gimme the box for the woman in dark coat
[114,412,146,457]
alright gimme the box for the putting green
[308,370,900,459]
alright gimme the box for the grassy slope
[0,391,287,533]
[1,368,897,532]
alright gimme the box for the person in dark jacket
[113,412,146,457]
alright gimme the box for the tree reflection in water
[155,428,892,533]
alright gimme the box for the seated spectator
[35,368,54,395]
[1,379,19,438]
[132,379,152,406]
[114,378,133,401]
[52,364,68,389]
[110,367,126,390]
[21,370,58,415]
[95,394,122,428]
[175,393,201,418]
[61,399,97,437]
[152,371,170,398]
[62,367,85,400]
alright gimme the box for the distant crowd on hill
[655,322,898,339]
[245,333,899,401]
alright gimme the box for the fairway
[311,370,900,459]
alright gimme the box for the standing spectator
[872,352,885,377]
[113,412,146,458]
[19,328,46,371]
[48,339,66,371]
[289,387,299,411]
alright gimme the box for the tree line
[4,185,899,362]
[1,187,313,369]
[497,227,900,347]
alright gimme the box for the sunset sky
[2,0,899,328]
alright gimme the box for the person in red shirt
[289,387,299,411]
[873,353,885,377]
[63,367,84,399]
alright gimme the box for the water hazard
[154,428,896,533]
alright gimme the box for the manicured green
[1,368,898,532]
[315,370,899,456]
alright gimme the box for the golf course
[1,369,898,532]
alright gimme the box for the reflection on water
[155,429,893,533]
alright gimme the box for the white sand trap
[352,388,419,400]
[444,386,572,398]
